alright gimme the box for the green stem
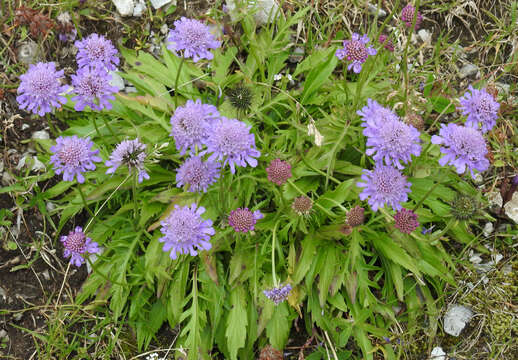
[271,220,280,287]
[174,57,186,108]
[402,0,421,113]
[132,173,139,222]
[101,116,120,143]
[77,185,95,218]
[413,181,441,211]
[287,179,337,218]
[46,113,58,137]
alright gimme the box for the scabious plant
[347,205,365,227]
[431,123,489,178]
[291,196,313,216]
[393,208,419,234]
[266,158,292,185]
[105,139,150,183]
[263,284,292,305]
[357,165,412,211]
[378,34,394,52]
[61,226,100,267]
[204,117,261,173]
[74,33,120,70]
[50,136,102,183]
[170,99,220,155]
[357,98,399,125]
[167,17,221,62]
[71,66,118,111]
[459,85,500,133]
[159,204,214,260]
[176,156,220,193]
[16,62,68,116]
[228,208,263,233]
[335,33,377,73]
[401,3,423,30]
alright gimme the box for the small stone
[495,82,510,95]
[431,347,447,360]
[109,71,125,91]
[32,130,50,140]
[46,201,56,212]
[472,172,483,184]
[368,3,387,18]
[417,29,432,43]
[504,192,518,223]
[459,63,479,79]
[487,191,503,208]
[132,0,146,16]
[125,86,138,93]
[2,171,14,186]
[443,305,473,337]
[0,286,6,301]
[112,0,134,17]
[483,222,494,237]
[289,47,305,63]
[150,0,173,9]
[17,41,40,64]
[41,270,51,281]
[160,24,168,35]
[469,254,482,264]
[21,123,30,131]
[226,0,279,25]
[13,312,23,322]
[0,329,8,340]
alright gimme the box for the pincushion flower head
[335,33,377,73]
[292,196,313,216]
[459,85,500,133]
[401,3,423,30]
[170,99,220,155]
[50,136,102,183]
[357,99,399,126]
[105,139,150,183]
[17,62,68,116]
[228,208,263,233]
[176,156,220,193]
[74,33,119,70]
[71,66,118,111]
[378,34,394,52]
[393,208,419,234]
[263,284,292,305]
[167,17,221,62]
[61,226,100,267]
[266,158,292,185]
[431,123,489,178]
[159,203,214,260]
[357,165,412,211]
[204,117,261,174]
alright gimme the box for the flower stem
[174,57,185,108]
[271,220,280,287]
[413,180,441,212]
[77,185,95,218]
[132,173,139,222]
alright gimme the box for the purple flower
[204,117,261,174]
[71,66,118,111]
[50,136,102,183]
[361,110,422,170]
[170,99,220,155]
[61,226,100,267]
[176,156,220,193]
[159,204,214,260]
[266,158,292,185]
[263,284,292,305]
[357,165,412,211]
[459,85,500,133]
[378,34,394,52]
[401,3,423,30]
[74,33,119,70]
[167,17,221,62]
[105,139,149,183]
[393,208,419,234]
[16,62,68,116]
[228,208,263,233]
[335,33,377,73]
[357,99,399,125]
[431,124,489,178]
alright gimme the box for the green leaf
[301,50,338,104]
[266,303,290,350]
[429,96,455,114]
[371,235,422,281]
[225,287,248,360]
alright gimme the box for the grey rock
[226,0,279,25]
[418,29,432,44]
[16,154,46,172]
[459,63,479,79]
[160,23,169,35]
[443,305,473,336]
[13,312,23,322]
[504,192,518,223]
[21,123,30,131]
[150,0,173,10]
[2,171,14,186]
[112,0,134,17]
[472,172,483,184]
[32,130,50,140]
[109,71,125,91]
[125,86,138,93]
[368,4,387,18]
[289,47,305,63]
[133,0,146,16]
[0,286,6,301]
[46,201,57,212]
[495,82,510,95]
[17,41,40,64]
[483,222,494,237]
[431,347,447,360]
[0,329,8,341]
[487,191,503,208]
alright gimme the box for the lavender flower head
[228,208,263,233]
[176,156,220,193]
[393,208,419,234]
[335,33,377,73]
[159,204,214,260]
[60,226,100,267]
[17,62,68,116]
[170,99,220,155]
[378,34,394,52]
[71,66,118,111]
[357,99,399,125]
[50,135,102,183]
[431,124,489,178]
[74,33,119,70]
[204,117,261,174]
[167,17,221,62]
[357,165,412,211]
[401,3,423,30]
[105,139,150,183]
[263,284,292,305]
[459,85,500,133]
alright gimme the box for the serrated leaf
[225,287,248,360]
[266,303,290,350]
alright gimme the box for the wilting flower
[393,208,419,233]
[451,194,479,220]
[50,135,102,183]
[227,84,253,112]
[292,196,313,216]
[266,158,292,185]
[459,85,500,133]
[71,66,118,111]
[263,284,292,305]
[204,117,261,173]
[335,33,377,73]
[228,208,263,233]
[176,156,220,193]
[105,139,149,183]
[74,33,119,70]
[404,112,425,132]
[357,165,412,211]
[362,114,421,169]
[167,17,221,62]
[259,345,283,360]
[61,226,100,267]
[170,99,220,155]
[431,124,489,178]
[378,34,394,52]
[401,3,423,30]
[357,98,399,125]
[347,205,365,227]
[17,62,68,116]
[159,203,214,260]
